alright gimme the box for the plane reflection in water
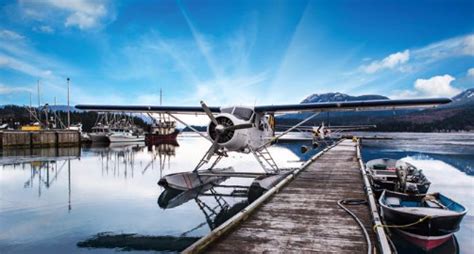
[77,140,299,253]
[78,171,261,252]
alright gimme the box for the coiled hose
[337,199,372,254]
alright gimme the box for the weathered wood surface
[205,139,375,253]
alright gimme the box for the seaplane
[76,97,451,191]
[278,122,377,152]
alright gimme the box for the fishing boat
[89,124,110,143]
[158,167,234,191]
[145,90,179,145]
[379,190,467,251]
[366,158,431,195]
[145,119,179,144]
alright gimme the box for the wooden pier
[0,130,80,149]
[184,139,391,253]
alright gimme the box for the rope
[373,215,431,232]
[337,199,372,254]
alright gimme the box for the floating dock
[0,130,81,149]
[183,139,392,253]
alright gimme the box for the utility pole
[67,77,70,128]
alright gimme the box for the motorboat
[379,190,467,251]
[366,158,399,193]
[366,158,431,196]
[88,124,110,143]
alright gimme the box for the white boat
[107,128,145,143]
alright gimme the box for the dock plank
[204,139,376,253]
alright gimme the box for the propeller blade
[206,134,220,161]
[200,101,218,126]
[224,123,253,131]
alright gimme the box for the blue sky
[0,0,473,107]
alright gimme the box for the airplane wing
[76,98,451,114]
[75,105,220,114]
[254,98,451,113]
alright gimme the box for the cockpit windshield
[221,107,233,114]
[233,107,254,121]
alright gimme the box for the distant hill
[278,88,474,131]
[0,105,149,132]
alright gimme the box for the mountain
[0,104,80,112]
[278,88,474,131]
[448,88,474,107]
[301,92,388,103]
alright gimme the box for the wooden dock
[184,139,391,253]
[0,130,80,148]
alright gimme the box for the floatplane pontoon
[76,97,450,191]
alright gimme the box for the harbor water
[0,132,473,253]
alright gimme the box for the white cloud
[362,50,410,73]
[467,68,474,78]
[360,34,474,76]
[0,55,54,79]
[414,75,460,97]
[0,29,24,40]
[392,74,460,99]
[33,25,54,34]
[0,83,32,95]
[19,0,111,30]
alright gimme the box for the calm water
[0,134,313,253]
[0,132,473,253]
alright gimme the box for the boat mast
[37,80,41,122]
[67,77,70,128]
[29,92,32,121]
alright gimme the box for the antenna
[67,77,70,128]
[160,88,163,106]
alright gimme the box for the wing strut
[166,113,213,142]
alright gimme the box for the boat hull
[379,190,467,251]
[396,229,453,251]
[145,130,179,145]
[107,134,145,143]
[89,133,110,143]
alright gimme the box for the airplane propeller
[200,101,254,161]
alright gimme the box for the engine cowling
[207,113,248,151]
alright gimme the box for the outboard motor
[405,182,419,194]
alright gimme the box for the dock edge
[356,138,393,254]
